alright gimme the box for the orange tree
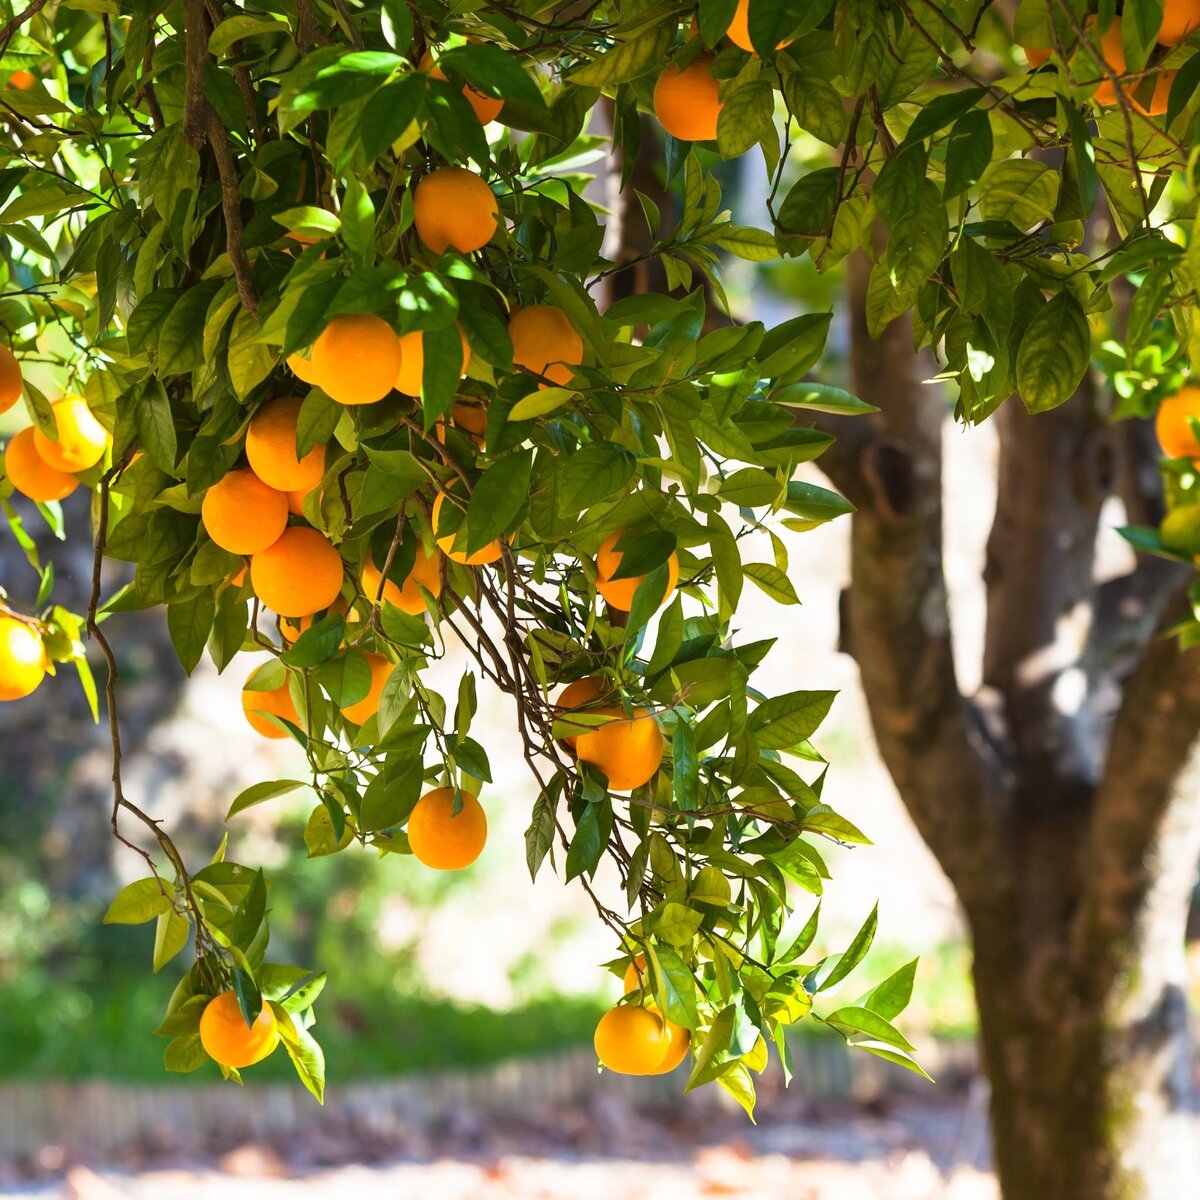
[1,0,1200,1153]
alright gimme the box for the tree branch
[819,251,1011,897]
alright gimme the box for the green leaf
[167,591,216,675]
[782,72,847,147]
[772,382,877,415]
[439,44,545,108]
[645,900,704,946]
[826,1005,917,1053]
[717,80,776,158]
[1016,292,1090,413]
[568,24,674,86]
[152,908,190,972]
[227,779,309,820]
[507,386,578,421]
[748,690,835,749]
[861,958,919,1021]
[816,903,878,991]
[465,449,532,555]
[104,878,172,925]
[743,562,801,605]
[277,49,402,134]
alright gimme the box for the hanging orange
[310,313,403,406]
[251,526,344,617]
[412,167,499,255]
[653,56,723,142]
[33,396,107,472]
[198,991,280,1069]
[508,305,583,387]
[201,469,289,555]
[595,530,680,612]
[4,427,78,502]
[407,787,487,870]
[244,397,326,492]
[242,665,300,739]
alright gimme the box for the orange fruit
[7,69,36,90]
[595,530,680,612]
[198,991,280,1069]
[250,526,344,616]
[1159,0,1200,44]
[286,486,313,516]
[278,595,347,645]
[622,953,648,995]
[407,786,487,870]
[4,427,78,502]
[394,326,470,396]
[0,345,22,414]
[242,665,300,738]
[1089,18,1129,107]
[229,562,248,588]
[653,56,723,142]
[432,491,503,566]
[286,352,322,385]
[1135,70,1175,116]
[201,468,289,555]
[0,614,47,701]
[1023,44,1051,66]
[245,397,326,492]
[435,401,488,449]
[310,313,403,406]
[726,0,792,53]
[419,50,504,123]
[340,652,393,725]
[556,676,613,749]
[1155,386,1200,458]
[33,396,107,472]
[363,549,442,615]
[575,703,664,792]
[412,167,499,255]
[508,305,583,387]
[649,1020,691,1074]
[593,1005,671,1075]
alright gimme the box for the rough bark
[823,250,1200,1199]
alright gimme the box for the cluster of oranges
[593,955,691,1076]
[1019,0,1200,114]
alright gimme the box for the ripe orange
[432,492,503,566]
[363,549,442,615]
[1135,70,1175,116]
[407,787,487,870]
[7,69,36,89]
[251,526,344,616]
[0,614,47,701]
[394,326,470,396]
[412,167,499,255]
[653,56,723,142]
[622,953,648,995]
[1023,43,1051,66]
[508,305,583,386]
[419,50,504,124]
[286,352,322,385]
[1159,0,1200,44]
[33,396,107,472]
[201,468,289,555]
[198,991,280,1069]
[556,675,613,749]
[1155,386,1200,458]
[435,401,488,448]
[310,313,403,406]
[593,1005,671,1075]
[242,665,300,738]
[229,562,248,588]
[245,397,326,492]
[575,703,664,791]
[649,1019,691,1074]
[595,530,680,612]
[726,0,792,53]
[4,427,78,502]
[340,652,393,725]
[278,595,347,645]
[1089,18,1129,107]
[286,486,313,516]
[0,345,22,413]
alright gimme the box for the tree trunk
[818,250,1200,1199]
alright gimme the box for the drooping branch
[818,251,1010,898]
[0,0,49,54]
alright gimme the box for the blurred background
[3,154,1198,1200]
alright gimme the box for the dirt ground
[3,1091,999,1200]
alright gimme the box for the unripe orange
[419,50,504,124]
[201,469,289,555]
[251,526,344,617]
[593,1005,671,1075]
[432,492,503,566]
[4,427,78,502]
[575,704,664,792]
[0,345,22,413]
[653,56,723,142]
[310,313,403,406]
[508,305,583,386]
[394,327,470,397]
[33,396,107,472]
[595,530,679,612]
[340,652,393,725]
[245,397,326,492]
[1155,386,1200,459]
[242,665,300,738]
[412,167,499,255]
[199,992,280,1069]
[407,787,487,870]
[0,614,47,701]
